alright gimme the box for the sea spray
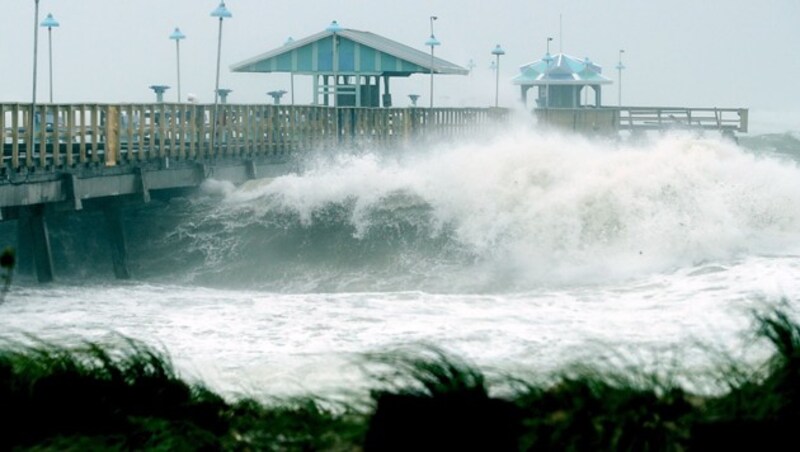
[176,128,800,291]
[9,128,800,292]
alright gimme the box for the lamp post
[169,27,186,103]
[31,0,41,137]
[149,85,170,103]
[616,49,625,107]
[268,90,287,105]
[40,12,59,104]
[426,16,440,108]
[491,44,505,108]
[544,37,553,108]
[210,1,231,152]
[325,21,343,107]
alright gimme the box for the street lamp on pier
[40,12,59,104]
[31,0,41,137]
[544,37,553,108]
[491,44,505,108]
[169,27,186,103]
[425,16,440,108]
[616,49,625,107]
[210,1,232,151]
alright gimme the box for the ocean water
[2,126,800,399]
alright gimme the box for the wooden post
[66,105,75,166]
[169,103,178,158]
[91,105,100,163]
[0,105,5,168]
[178,103,187,159]
[126,104,135,163]
[137,105,146,161]
[188,104,197,159]
[79,106,87,164]
[159,103,167,158]
[51,106,61,167]
[105,105,119,167]
[11,105,20,169]
[38,105,48,167]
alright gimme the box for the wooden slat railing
[617,107,748,132]
[2,104,508,171]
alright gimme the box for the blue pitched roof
[231,29,468,77]
[512,53,612,86]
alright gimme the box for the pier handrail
[1,104,509,171]
[615,106,748,132]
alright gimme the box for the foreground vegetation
[1,310,799,450]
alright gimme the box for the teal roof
[232,29,468,77]
[512,53,612,86]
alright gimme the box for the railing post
[66,105,75,167]
[11,105,20,169]
[0,105,5,169]
[105,105,119,167]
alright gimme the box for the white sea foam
[214,127,800,286]
[3,127,800,399]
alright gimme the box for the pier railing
[617,107,748,132]
[1,104,508,170]
[535,106,748,134]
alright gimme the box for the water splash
[174,128,800,292]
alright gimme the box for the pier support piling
[15,214,36,277]
[104,206,130,280]
[24,205,55,283]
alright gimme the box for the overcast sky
[1,0,798,127]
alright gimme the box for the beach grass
[1,309,799,450]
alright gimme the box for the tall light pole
[169,27,186,103]
[544,37,553,108]
[210,1,231,152]
[40,12,59,104]
[31,0,41,135]
[491,44,505,108]
[325,21,343,107]
[616,49,625,107]
[426,16,440,108]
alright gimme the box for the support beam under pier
[26,205,55,283]
[15,214,36,277]
[104,206,130,280]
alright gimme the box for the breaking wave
[18,128,800,293]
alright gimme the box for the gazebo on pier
[513,53,612,109]
[231,26,468,107]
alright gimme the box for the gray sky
[1,0,798,124]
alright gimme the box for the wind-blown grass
[1,309,799,450]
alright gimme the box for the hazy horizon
[1,0,798,131]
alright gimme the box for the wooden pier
[0,103,508,282]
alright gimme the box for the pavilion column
[313,75,319,105]
[594,86,601,107]
[355,75,362,107]
[383,76,391,107]
[323,75,330,106]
